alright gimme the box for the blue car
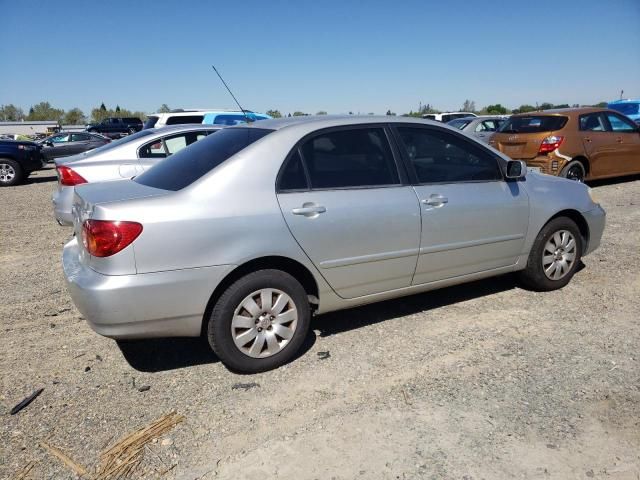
[607,99,640,124]
[202,111,271,126]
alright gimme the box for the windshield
[135,127,273,191]
[79,129,156,156]
[143,116,159,129]
[608,103,639,116]
[447,119,472,129]
[499,115,568,133]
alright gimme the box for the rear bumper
[582,204,606,256]
[52,186,74,225]
[62,238,235,339]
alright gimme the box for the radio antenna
[211,65,253,123]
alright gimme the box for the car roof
[147,109,247,117]
[608,98,640,104]
[229,115,446,132]
[148,123,224,133]
[510,107,605,117]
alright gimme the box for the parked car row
[59,115,608,373]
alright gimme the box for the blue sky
[1,0,639,115]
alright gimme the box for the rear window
[499,115,567,133]
[134,128,273,191]
[608,103,639,116]
[143,116,159,129]
[447,119,472,130]
[165,115,204,125]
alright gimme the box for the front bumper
[52,185,74,225]
[582,204,606,256]
[62,238,235,339]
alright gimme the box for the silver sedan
[62,116,605,373]
[447,116,508,143]
[52,124,222,225]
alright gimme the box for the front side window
[300,128,399,189]
[135,127,273,191]
[397,127,502,183]
[476,120,499,132]
[579,113,607,132]
[606,113,636,132]
[51,134,70,143]
[71,133,91,142]
[139,140,167,158]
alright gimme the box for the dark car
[39,132,110,162]
[86,117,143,139]
[0,140,45,186]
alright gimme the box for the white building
[0,120,60,137]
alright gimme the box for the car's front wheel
[518,217,583,291]
[0,159,23,186]
[207,269,311,373]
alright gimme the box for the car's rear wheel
[560,160,585,182]
[0,159,23,186]
[207,269,311,373]
[518,217,583,291]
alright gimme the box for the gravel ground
[1,165,639,480]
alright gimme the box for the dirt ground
[1,165,639,480]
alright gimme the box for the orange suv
[490,107,640,181]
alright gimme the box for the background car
[607,99,640,125]
[143,109,271,129]
[39,132,110,162]
[490,107,640,181]
[0,139,44,186]
[202,111,271,125]
[62,116,604,373]
[447,116,508,143]
[422,112,477,122]
[52,124,223,225]
[86,117,143,138]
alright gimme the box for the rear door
[579,111,619,177]
[603,112,640,175]
[69,133,92,155]
[276,126,421,299]
[394,125,529,285]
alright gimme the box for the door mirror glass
[506,160,527,180]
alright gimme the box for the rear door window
[139,140,167,158]
[579,112,607,132]
[135,128,273,191]
[396,127,502,183]
[165,115,204,125]
[71,133,91,141]
[300,128,399,189]
[500,116,568,133]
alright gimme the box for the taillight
[538,135,564,154]
[57,166,87,186]
[82,220,143,257]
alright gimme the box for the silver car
[52,124,222,225]
[447,116,508,143]
[62,116,606,373]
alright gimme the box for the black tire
[207,269,311,373]
[518,217,583,291]
[560,160,585,182]
[0,158,23,186]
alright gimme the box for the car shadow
[311,274,519,338]
[587,173,640,187]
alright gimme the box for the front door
[276,126,421,299]
[393,125,529,285]
[604,112,640,176]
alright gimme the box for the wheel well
[200,256,319,336]
[548,209,589,253]
[571,156,590,175]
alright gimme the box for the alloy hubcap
[231,288,298,358]
[542,230,577,280]
[0,163,16,182]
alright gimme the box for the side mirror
[45,141,54,147]
[506,160,527,180]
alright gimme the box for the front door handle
[616,137,623,143]
[292,203,326,217]
[421,195,448,207]
[584,137,592,143]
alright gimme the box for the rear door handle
[584,137,592,143]
[292,203,326,217]
[421,195,448,207]
[616,137,623,143]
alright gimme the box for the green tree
[26,101,64,122]
[512,104,536,114]
[484,104,508,115]
[316,111,327,115]
[292,111,307,116]
[266,109,282,118]
[386,109,395,116]
[593,101,607,108]
[115,105,121,113]
[0,104,25,121]
[63,108,87,125]
[553,104,570,109]
[158,104,171,113]
[100,102,107,111]
[539,102,554,110]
